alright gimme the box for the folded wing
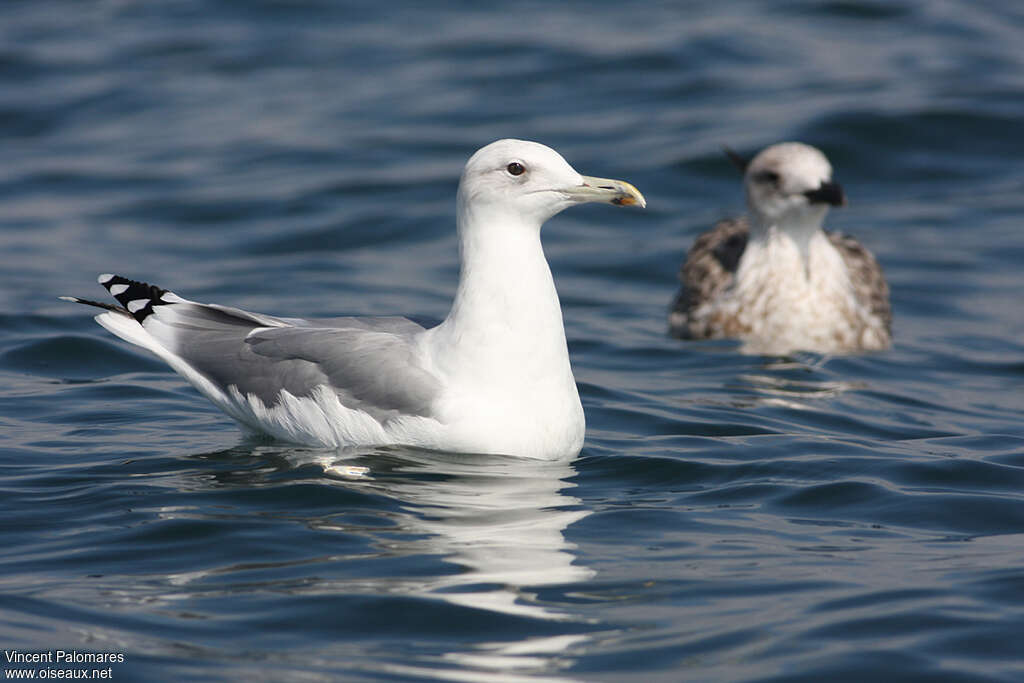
[65,275,440,425]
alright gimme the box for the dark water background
[3,1,1024,681]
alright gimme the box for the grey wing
[66,275,441,422]
[150,305,440,422]
[669,217,749,338]
[828,231,892,334]
[244,324,440,422]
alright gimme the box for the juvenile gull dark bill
[63,139,645,460]
[669,142,891,355]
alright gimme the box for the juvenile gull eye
[753,170,780,184]
[506,162,525,176]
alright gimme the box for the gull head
[736,142,845,231]
[457,139,645,227]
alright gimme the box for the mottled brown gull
[669,142,890,355]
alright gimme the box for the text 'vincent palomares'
[4,651,125,664]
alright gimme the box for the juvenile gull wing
[669,217,749,339]
[828,231,892,335]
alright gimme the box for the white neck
[750,207,827,260]
[431,201,571,383]
[420,199,584,458]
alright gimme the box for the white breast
[727,230,869,354]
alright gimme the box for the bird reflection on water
[156,445,596,677]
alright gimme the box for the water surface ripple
[2,1,1023,681]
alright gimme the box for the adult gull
[63,139,645,460]
[668,142,890,355]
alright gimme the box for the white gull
[63,139,645,460]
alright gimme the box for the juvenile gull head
[742,142,846,237]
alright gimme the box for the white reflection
[321,450,595,622]
[150,446,597,679]
[157,446,592,625]
[724,354,866,409]
[735,371,865,407]
[439,634,591,682]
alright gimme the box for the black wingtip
[722,146,749,174]
[96,274,172,323]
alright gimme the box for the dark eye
[753,170,780,184]
[506,162,525,176]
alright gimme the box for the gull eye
[753,170,780,184]
[506,161,525,176]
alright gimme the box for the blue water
[3,1,1024,680]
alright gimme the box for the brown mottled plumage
[669,217,891,341]
[668,142,892,354]
[670,217,749,340]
